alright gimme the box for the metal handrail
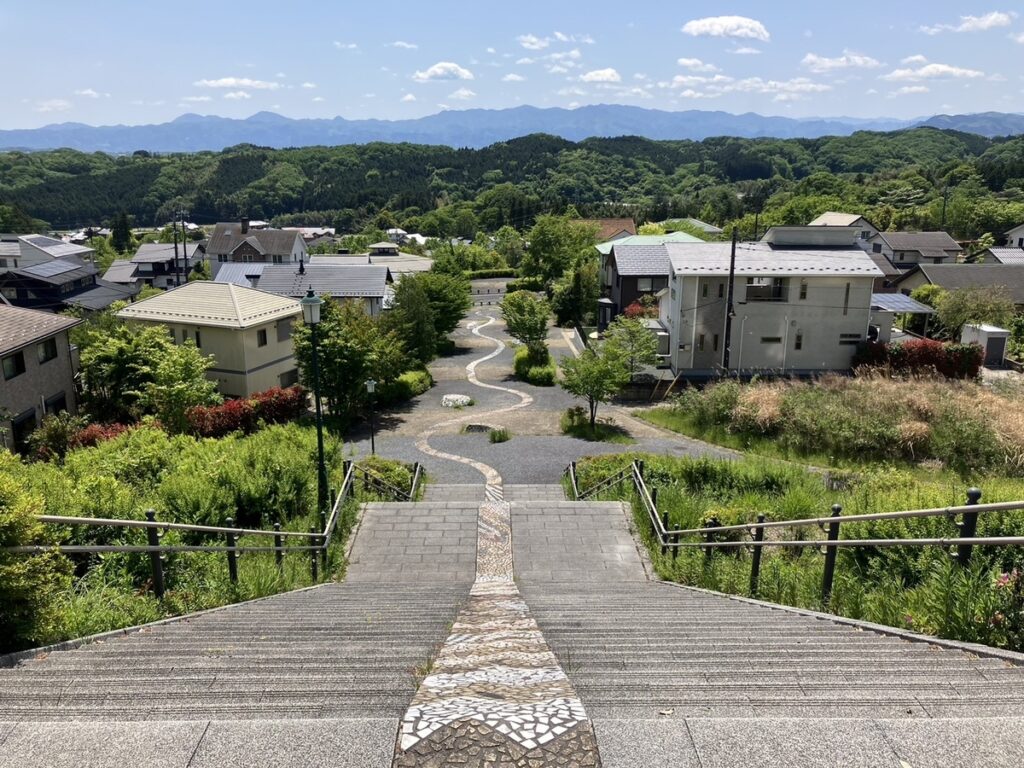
[565,462,581,501]
[576,467,632,500]
[410,463,423,499]
[358,465,414,501]
[667,536,1024,550]
[6,544,322,554]
[322,461,356,548]
[33,515,311,539]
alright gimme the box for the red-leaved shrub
[70,422,130,449]
[185,386,306,438]
[853,339,983,379]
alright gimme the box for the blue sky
[2,1,1022,128]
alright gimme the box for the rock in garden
[442,394,473,408]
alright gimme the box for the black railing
[567,460,1024,605]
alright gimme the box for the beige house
[118,281,302,398]
[0,305,81,453]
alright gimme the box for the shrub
[623,301,658,319]
[70,422,130,450]
[489,428,511,443]
[513,346,557,386]
[377,369,433,406]
[186,386,306,438]
[464,268,517,279]
[854,339,983,379]
[28,412,87,462]
[505,276,546,293]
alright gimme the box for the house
[0,256,138,312]
[0,305,81,453]
[205,219,307,277]
[579,218,636,242]
[213,262,266,289]
[130,243,202,288]
[0,235,20,271]
[282,227,336,242]
[892,263,1024,310]
[255,263,393,316]
[117,281,302,398]
[808,212,879,242]
[664,217,724,236]
[1005,223,1024,248]
[11,235,94,270]
[867,231,961,269]
[310,248,434,276]
[658,239,883,377]
[762,225,900,292]
[987,247,1024,265]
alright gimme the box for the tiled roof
[214,262,266,288]
[987,248,1024,265]
[808,212,868,227]
[877,231,960,252]
[608,244,672,276]
[13,257,96,285]
[131,243,201,263]
[0,304,81,356]
[579,218,637,241]
[666,242,883,277]
[205,223,303,257]
[118,281,300,329]
[257,264,392,299]
[102,260,140,284]
[597,232,703,256]
[18,235,94,259]
[64,280,139,311]
[897,263,1024,303]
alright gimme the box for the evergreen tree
[110,212,132,254]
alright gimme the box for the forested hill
[2,127,1023,239]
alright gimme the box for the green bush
[377,369,434,406]
[513,345,557,386]
[505,276,546,293]
[489,428,511,443]
[464,268,517,279]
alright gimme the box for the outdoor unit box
[961,324,1010,367]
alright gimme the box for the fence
[567,460,1024,605]
[3,460,423,598]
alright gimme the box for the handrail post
[636,460,645,482]
[320,505,330,573]
[821,504,842,608]
[342,460,351,497]
[749,514,766,597]
[273,523,283,572]
[225,517,238,585]
[957,488,982,567]
[570,461,577,499]
[144,509,165,599]
[309,527,318,582]
[704,516,720,566]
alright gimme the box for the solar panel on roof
[870,293,935,314]
[24,260,80,277]
[26,236,63,247]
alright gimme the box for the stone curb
[662,581,1024,666]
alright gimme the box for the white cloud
[1013,31,1024,43]
[865,88,879,95]
[554,31,595,44]
[333,41,358,50]
[729,46,762,55]
[921,11,1015,35]
[668,74,830,101]
[677,57,719,72]
[448,87,476,100]
[301,82,317,89]
[224,90,251,100]
[312,96,325,102]
[548,65,569,74]
[516,57,534,65]
[74,88,100,98]
[634,73,649,81]
[412,61,474,82]
[390,41,418,49]
[34,98,71,113]
[801,50,882,73]
[401,93,417,102]
[182,95,213,103]
[486,47,496,54]
[195,77,280,90]
[558,86,586,97]
[889,85,930,98]
[502,73,526,82]
[901,54,929,65]
[517,33,549,50]
[881,62,985,81]
[580,68,621,83]
[682,15,770,41]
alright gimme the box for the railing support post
[570,461,577,499]
[309,527,319,582]
[273,523,283,572]
[957,488,982,567]
[821,504,842,608]
[704,516,721,566]
[145,509,165,599]
[636,460,645,481]
[225,517,238,585]
[749,514,766,597]
[342,461,351,497]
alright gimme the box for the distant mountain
[0,105,1017,153]
[916,112,1024,137]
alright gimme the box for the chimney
[240,217,249,235]
[298,256,305,276]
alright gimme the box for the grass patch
[489,427,511,443]
[513,345,557,387]
[560,406,635,444]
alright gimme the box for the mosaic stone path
[393,501,602,767]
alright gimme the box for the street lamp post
[365,379,377,455]
[300,289,329,517]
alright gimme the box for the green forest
[2,127,1024,239]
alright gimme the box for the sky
[2,1,1023,129]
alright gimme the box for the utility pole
[178,209,189,285]
[721,227,738,372]
[941,186,949,231]
[171,217,181,288]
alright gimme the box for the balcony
[745,280,789,302]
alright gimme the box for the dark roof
[987,248,1024,265]
[131,243,202,263]
[866,251,900,277]
[255,264,392,299]
[896,263,1024,303]
[876,231,960,252]
[102,260,140,284]
[870,293,935,314]
[579,218,637,241]
[10,257,96,285]
[206,223,303,257]
[0,304,81,355]
[609,244,671,277]
[64,280,139,311]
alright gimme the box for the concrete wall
[0,330,77,450]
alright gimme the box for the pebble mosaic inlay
[394,499,602,766]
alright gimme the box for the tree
[80,324,175,422]
[604,316,659,381]
[521,215,599,284]
[111,211,133,254]
[937,285,1017,339]
[501,290,550,358]
[416,272,472,339]
[382,278,437,364]
[139,342,221,433]
[551,257,599,327]
[189,260,212,282]
[559,344,630,429]
[493,225,525,267]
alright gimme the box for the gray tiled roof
[666,242,883,276]
[987,248,1024,265]
[102,260,139,284]
[0,304,81,355]
[256,264,392,299]
[12,257,97,285]
[63,280,139,311]
[131,243,201,263]
[898,263,1024,303]
[206,223,303,257]
[608,244,672,276]
[877,231,960,252]
[214,262,266,288]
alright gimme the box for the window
[37,337,58,364]
[746,277,788,302]
[760,336,782,344]
[718,283,724,298]
[872,243,882,253]
[279,369,300,387]
[169,328,177,343]
[45,392,67,415]
[898,253,905,262]
[181,328,189,343]
[697,334,705,351]
[843,282,851,316]
[257,328,268,347]
[637,277,653,292]
[794,333,803,351]
[218,254,227,263]
[272,255,284,264]
[713,334,719,352]
[277,319,293,343]
[701,283,708,298]
[839,333,861,346]
[194,330,202,349]
[3,351,26,380]
[799,281,807,301]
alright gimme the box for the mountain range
[2,106,1023,153]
